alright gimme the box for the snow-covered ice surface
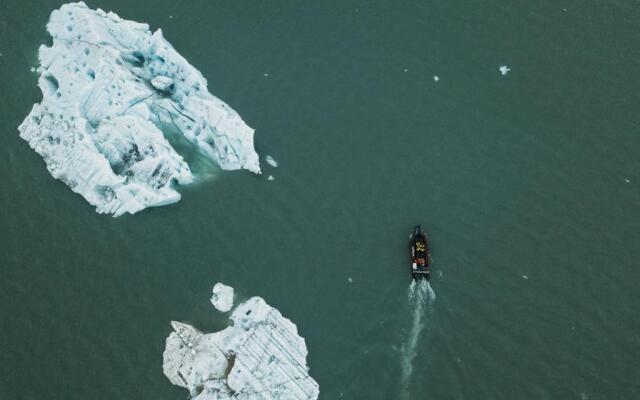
[210,283,234,312]
[163,284,319,400]
[18,2,260,216]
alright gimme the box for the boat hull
[410,225,431,280]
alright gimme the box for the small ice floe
[169,15,173,19]
[433,75,439,82]
[210,282,234,312]
[403,68,408,72]
[0,52,3,57]
[265,155,278,167]
[267,175,274,181]
[624,178,630,184]
[348,277,353,283]
[30,67,36,72]
[499,65,511,76]
[562,8,568,12]
[522,275,529,280]
[263,72,269,77]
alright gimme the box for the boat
[409,225,430,280]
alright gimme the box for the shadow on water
[399,279,436,399]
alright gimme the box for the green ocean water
[1,1,639,399]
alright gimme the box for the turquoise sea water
[1,1,639,399]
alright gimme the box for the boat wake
[399,279,435,399]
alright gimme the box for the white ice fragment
[267,175,274,181]
[163,284,319,400]
[30,67,36,72]
[18,2,261,217]
[265,155,278,167]
[433,75,439,82]
[403,68,408,72]
[522,275,529,280]
[263,72,269,77]
[499,65,511,76]
[348,277,353,283]
[150,75,174,92]
[624,178,630,184]
[210,283,234,312]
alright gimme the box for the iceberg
[163,283,319,400]
[499,65,511,76]
[210,282,234,312]
[18,2,260,216]
[265,155,278,168]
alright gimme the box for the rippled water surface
[1,1,639,399]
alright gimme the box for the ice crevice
[19,2,260,216]
[163,283,319,400]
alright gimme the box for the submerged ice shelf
[163,283,319,400]
[19,2,260,216]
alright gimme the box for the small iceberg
[163,283,319,399]
[265,155,278,167]
[499,65,511,76]
[210,282,234,312]
[18,2,260,216]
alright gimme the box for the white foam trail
[399,279,435,399]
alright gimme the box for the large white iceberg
[18,2,260,216]
[163,283,319,400]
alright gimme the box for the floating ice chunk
[403,68,409,72]
[433,75,439,82]
[522,275,529,280]
[210,282,234,312]
[499,65,511,76]
[265,155,278,167]
[267,175,274,181]
[624,178,630,184]
[263,72,269,77]
[163,283,319,399]
[18,2,261,216]
[348,277,353,283]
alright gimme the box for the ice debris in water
[499,65,511,76]
[433,75,439,82]
[163,283,319,400]
[265,155,278,167]
[210,282,234,312]
[18,2,261,217]
[267,175,275,181]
